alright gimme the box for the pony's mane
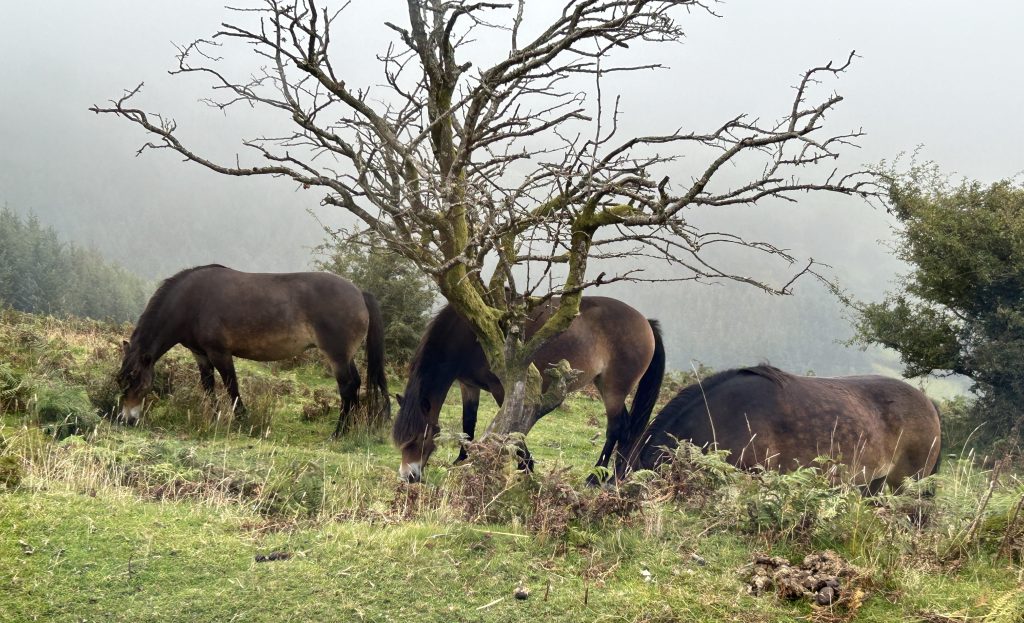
[640,365,790,442]
[117,264,226,390]
[133,264,226,341]
[392,304,466,443]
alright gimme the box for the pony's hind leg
[586,406,628,486]
[585,377,630,485]
[209,352,244,413]
[331,361,361,438]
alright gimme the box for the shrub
[744,463,848,543]
[0,363,32,414]
[657,364,715,404]
[314,231,435,365]
[150,353,199,398]
[34,385,99,440]
[645,439,740,506]
[938,395,995,458]
[84,371,121,420]
[444,436,529,523]
[269,349,326,373]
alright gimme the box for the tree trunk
[485,360,543,437]
[438,268,581,442]
[485,356,578,438]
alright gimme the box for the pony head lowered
[113,267,204,424]
[392,307,462,482]
[116,337,154,425]
[393,391,441,482]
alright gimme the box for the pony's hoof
[585,473,603,488]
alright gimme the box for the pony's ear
[395,393,404,407]
[121,340,130,355]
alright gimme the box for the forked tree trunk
[486,360,544,437]
[485,352,577,439]
[439,272,581,442]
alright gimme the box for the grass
[2,309,1024,622]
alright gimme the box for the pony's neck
[131,305,178,362]
[409,352,458,406]
[131,328,175,365]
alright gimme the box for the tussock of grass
[34,385,98,440]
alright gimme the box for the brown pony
[392,297,665,483]
[630,366,942,492]
[116,265,389,436]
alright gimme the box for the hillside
[1,310,1023,622]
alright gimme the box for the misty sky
[1,1,1021,377]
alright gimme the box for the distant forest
[0,208,149,321]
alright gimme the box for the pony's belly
[227,327,317,361]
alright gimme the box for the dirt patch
[746,550,866,609]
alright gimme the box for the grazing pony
[392,297,665,483]
[116,265,389,436]
[630,365,942,492]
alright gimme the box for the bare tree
[92,0,879,436]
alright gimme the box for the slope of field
[1,310,1022,622]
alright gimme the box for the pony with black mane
[392,296,665,483]
[629,365,942,492]
[117,265,389,436]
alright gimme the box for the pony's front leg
[455,382,480,464]
[190,350,216,395]
[210,352,245,414]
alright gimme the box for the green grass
[2,309,1024,622]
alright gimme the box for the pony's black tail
[930,399,944,476]
[618,319,666,471]
[362,291,391,422]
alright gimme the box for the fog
[1,1,1021,378]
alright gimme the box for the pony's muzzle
[399,461,422,483]
[120,404,142,426]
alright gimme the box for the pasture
[2,309,1024,622]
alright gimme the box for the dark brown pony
[116,265,389,436]
[392,297,665,483]
[630,366,942,492]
